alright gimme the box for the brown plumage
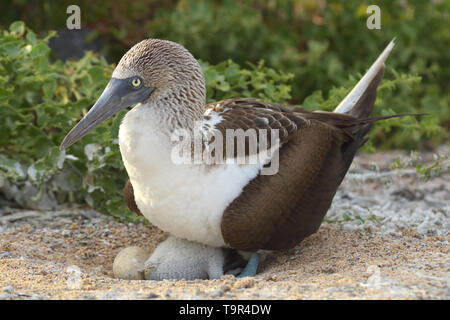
[124,179,142,217]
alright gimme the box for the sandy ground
[0,146,448,300]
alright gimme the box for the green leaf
[26,31,37,45]
[303,90,324,110]
[9,21,25,37]
[30,42,50,58]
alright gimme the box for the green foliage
[415,162,443,182]
[324,212,381,224]
[1,0,448,149]
[200,60,293,103]
[149,0,293,71]
[389,151,449,182]
[0,21,135,219]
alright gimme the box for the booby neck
[119,101,180,168]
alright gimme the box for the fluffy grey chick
[144,236,225,280]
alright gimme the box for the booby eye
[131,77,142,87]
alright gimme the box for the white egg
[113,246,150,280]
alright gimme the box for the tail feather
[334,39,396,119]
[342,113,425,145]
[340,113,425,128]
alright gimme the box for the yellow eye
[131,78,141,87]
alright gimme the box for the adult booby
[61,39,406,279]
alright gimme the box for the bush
[1,0,447,149]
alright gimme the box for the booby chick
[143,236,225,280]
[60,39,408,280]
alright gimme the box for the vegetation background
[0,0,448,220]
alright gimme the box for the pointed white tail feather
[334,39,396,114]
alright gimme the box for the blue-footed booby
[61,39,411,280]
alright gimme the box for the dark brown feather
[220,118,349,251]
[203,99,309,160]
[124,179,142,216]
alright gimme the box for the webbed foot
[236,252,260,278]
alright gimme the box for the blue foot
[236,253,260,278]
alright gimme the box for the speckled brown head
[60,39,206,150]
[113,39,205,104]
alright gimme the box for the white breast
[118,104,262,247]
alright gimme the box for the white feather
[119,103,265,247]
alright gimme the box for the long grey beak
[60,78,154,150]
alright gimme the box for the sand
[0,146,448,299]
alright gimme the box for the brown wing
[205,98,303,141]
[203,98,313,161]
[217,98,371,251]
[124,179,142,216]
